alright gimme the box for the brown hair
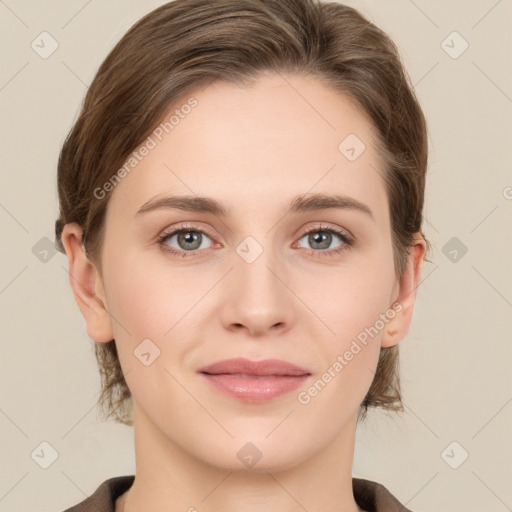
[55,0,431,426]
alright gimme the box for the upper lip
[198,357,310,376]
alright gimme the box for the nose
[220,247,296,337]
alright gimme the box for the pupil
[179,231,201,250]
[310,231,330,249]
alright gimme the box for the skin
[61,71,426,512]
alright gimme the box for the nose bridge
[222,235,293,333]
[235,235,284,303]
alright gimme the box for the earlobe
[60,222,114,343]
[381,236,427,348]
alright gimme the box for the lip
[198,357,310,376]
[198,357,311,403]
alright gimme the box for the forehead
[106,72,388,223]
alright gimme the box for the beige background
[1,1,511,511]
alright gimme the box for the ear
[381,234,427,348]
[60,222,114,343]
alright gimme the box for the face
[67,71,421,472]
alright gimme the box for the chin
[197,439,309,474]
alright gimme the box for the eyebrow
[136,192,374,221]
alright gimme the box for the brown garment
[62,475,413,512]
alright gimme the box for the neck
[119,403,364,512]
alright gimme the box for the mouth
[200,372,308,378]
[199,371,311,403]
[197,357,311,403]
[197,357,310,377]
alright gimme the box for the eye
[157,225,214,257]
[157,223,354,258]
[295,224,354,257]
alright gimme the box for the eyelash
[157,223,354,259]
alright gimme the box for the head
[55,0,430,464]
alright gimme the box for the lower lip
[200,373,310,403]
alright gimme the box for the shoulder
[353,477,413,512]
[62,475,135,512]
[61,474,410,512]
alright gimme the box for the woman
[56,0,430,510]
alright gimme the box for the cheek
[106,263,192,342]
[102,259,199,404]
[308,250,395,374]
[297,270,392,417]
[311,247,394,330]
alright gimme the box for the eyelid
[157,223,217,248]
[157,222,215,240]
[295,222,354,242]
[157,221,354,256]
[158,221,353,243]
